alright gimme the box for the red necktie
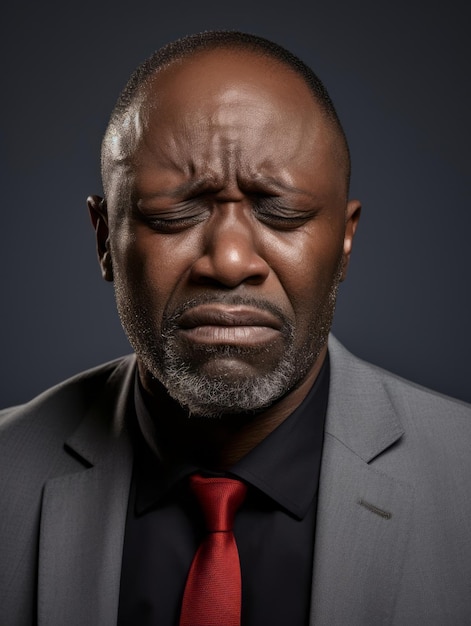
[179,474,248,626]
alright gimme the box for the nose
[189,205,270,288]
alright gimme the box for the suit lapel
[310,435,414,625]
[309,337,415,625]
[37,358,135,626]
[35,338,415,624]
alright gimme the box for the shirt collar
[132,355,329,520]
[230,355,329,519]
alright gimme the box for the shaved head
[101,31,351,198]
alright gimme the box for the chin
[152,341,310,419]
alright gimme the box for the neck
[138,346,326,471]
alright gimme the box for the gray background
[1,0,470,407]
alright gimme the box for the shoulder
[0,355,136,443]
[323,337,471,619]
[0,357,136,616]
[328,334,471,422]
[327,334,471,484]
[0,354,136,524]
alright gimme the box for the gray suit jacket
[1,336,471,625]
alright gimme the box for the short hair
[103,30,351,190]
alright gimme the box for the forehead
[103,49,343,199]
[146,48,317,115]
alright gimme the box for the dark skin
[89,49,361,470]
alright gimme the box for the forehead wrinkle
[105,53,349,200]
[132,120,330,202]
[131,105,225,177]
[169,133,242,191]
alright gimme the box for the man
[1,31,470,626]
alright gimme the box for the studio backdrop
[1,0,470,406]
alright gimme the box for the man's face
[98,50,360,417]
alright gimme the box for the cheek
[264,226,344,310]
[112,224,198,305]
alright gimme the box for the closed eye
[252,197,316,229]
[137,204,210,233]
[136,196,317,232]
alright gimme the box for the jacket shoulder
[0,356,135,620]
[0,355,136,440]
[328,334,471,421]
[327,334,471,472]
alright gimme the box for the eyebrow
[138,179,218,200]
[252,175,314,197]
[138,175,318,202]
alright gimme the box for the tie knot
[189,474,247,532]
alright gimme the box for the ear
[340,199,361,281]
[87,195,113,282]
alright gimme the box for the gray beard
[115,269,341,418]
[157,321,305,418]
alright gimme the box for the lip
[178,305,283,329]
[177,304,283,346]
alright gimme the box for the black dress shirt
[118,355,329,625]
